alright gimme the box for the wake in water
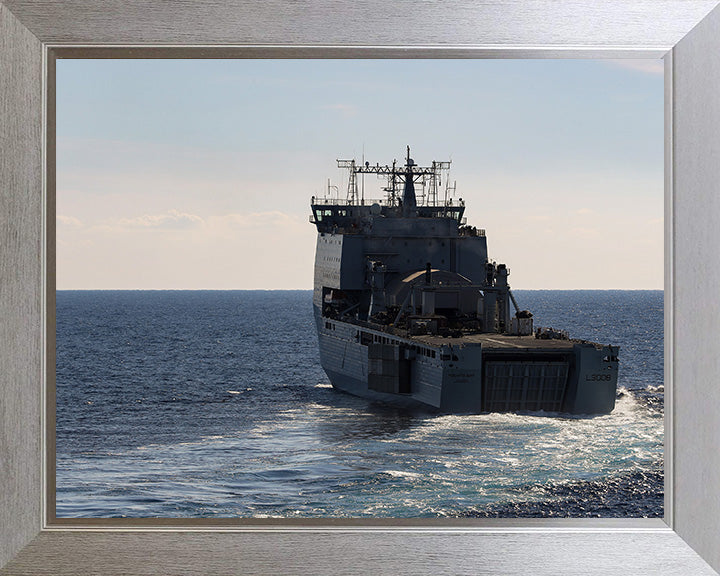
[57,386,662,518]
[56,290,663,518]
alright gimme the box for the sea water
[56,290,663,517]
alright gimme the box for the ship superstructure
[310,148,618,414]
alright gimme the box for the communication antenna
[361,145,365,205]
[444,178,457,212]
[337,149,451,208]
[336,159,358,204]
[327,179,339,200]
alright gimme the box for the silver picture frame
[2,1,720,574]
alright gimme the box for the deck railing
[311,197,465,208]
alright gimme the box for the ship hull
[314,307,618,415]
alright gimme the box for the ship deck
[411,332,596,351]
[341,318,604,351]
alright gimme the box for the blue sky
[56,59,663,289]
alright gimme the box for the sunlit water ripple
[56,290,663,518]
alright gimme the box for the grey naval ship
[310,148,619,415]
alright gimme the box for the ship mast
[402,145,417,216]
[336,159,358,204]
[337,147,451,209]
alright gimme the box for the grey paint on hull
[315,306,618,415]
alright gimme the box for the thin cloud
[57,214,83,228]
[221,211,301,229]
[117,209,205,230]
[570,227,600,239]
[605,59,664,76]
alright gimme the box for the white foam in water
[383,470,422,479]
[386,391,662,506]
[58,389,662,518]
[55,290,664,518]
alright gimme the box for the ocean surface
[56,290,663,518]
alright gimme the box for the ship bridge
[310,146,466,234]
[311,148,493,319]
[310,198,467,235]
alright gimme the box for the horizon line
[55,287,665,291]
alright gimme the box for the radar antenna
[337,147,451,209]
